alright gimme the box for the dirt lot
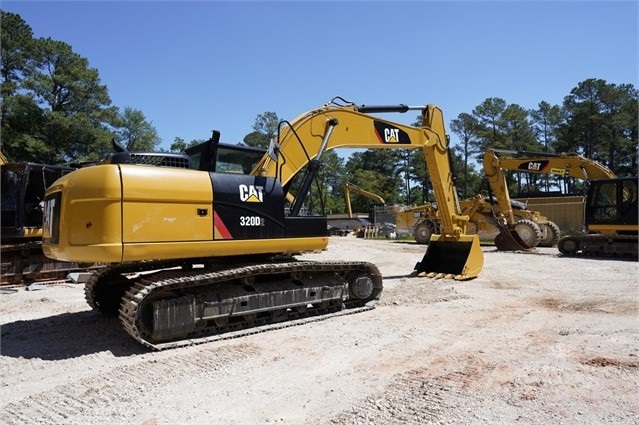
[1,237,637,425]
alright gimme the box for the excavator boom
[252,100,483,278]
[485,149,616,180]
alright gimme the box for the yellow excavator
[344,181,385,219]
[42,98,484,349]
[342,181,389,237]
[483,148,637,257]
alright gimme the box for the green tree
[557,78,638,176]
[345,150,403,205]
[170,137,187,153]
[314,150,345,214]
[501,103,538,152]
[450,112,481,198]
[284,149,345,215]
[36,38,113,159]
[0,11,34,129]
[343,168,389,217]
[242,111,279,149]
[0,11,42,162]
[0,12,141,164]
[500,103,541,193]
[529,101,563,191]
[169,136,204,153]
[114,106,161,151]
[529,101,562,151]
[472,97,509,155]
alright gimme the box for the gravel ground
[1,237,637,425]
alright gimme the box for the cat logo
[527,162,542,171]
[384,128,400,143]
[373,121,410,144]
[239,184,264,202]
[517,160,549,173]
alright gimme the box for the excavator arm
[484,149,616,181]
[249,99,482,279]
[343,181,385,219]
[253,100,471,240]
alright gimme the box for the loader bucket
[493,220,534,251]
[411,234,484,280]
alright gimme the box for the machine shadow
[0,310,148,360]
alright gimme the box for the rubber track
[118,260,382,350]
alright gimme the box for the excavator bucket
[493,220,534,251]
[411,234,484,280]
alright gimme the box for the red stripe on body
[214,210,233,239]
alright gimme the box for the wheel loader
[394,195,558,248]
[42,98,485,349]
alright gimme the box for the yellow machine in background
[1,156,101,284]
[42,97,484,349]
[342,182,389,238]
[343,181,385,219]
[483,148,637,257]
[393,195,558,248]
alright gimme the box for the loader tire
[513,219,542,248]
[413,221,436,245]
[538,221,561,247]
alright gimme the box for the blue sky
[3,1,638,153]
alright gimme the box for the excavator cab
[186,130,267,174]
[586,177,638,232]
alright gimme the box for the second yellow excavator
[42,97,484,349]
[483,148,637,257]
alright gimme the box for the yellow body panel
[588,224,637,234]
[122,237,328,262]
[43,165,123,262]
[119,166,213,243]
[43,164,329,263]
